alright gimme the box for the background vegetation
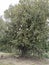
[0,0,49,57]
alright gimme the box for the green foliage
[0,17,6,39]
[4,0,49,56]
[0,17,7,52]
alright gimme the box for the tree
[0,17,7,51]
[4,0,49,56]
[0,17,7,41]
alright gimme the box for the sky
[0,0,19,16]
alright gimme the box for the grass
[0,63,14,65]
[0,62,14,65]
[0,52,49,65]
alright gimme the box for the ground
[0,52,49,65]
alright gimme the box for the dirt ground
[0,52,49,65]
[0,57,49,65]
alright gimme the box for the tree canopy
[3,0,49,56]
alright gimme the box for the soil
[0,52,49,65]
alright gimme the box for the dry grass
[0,52,49,65]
